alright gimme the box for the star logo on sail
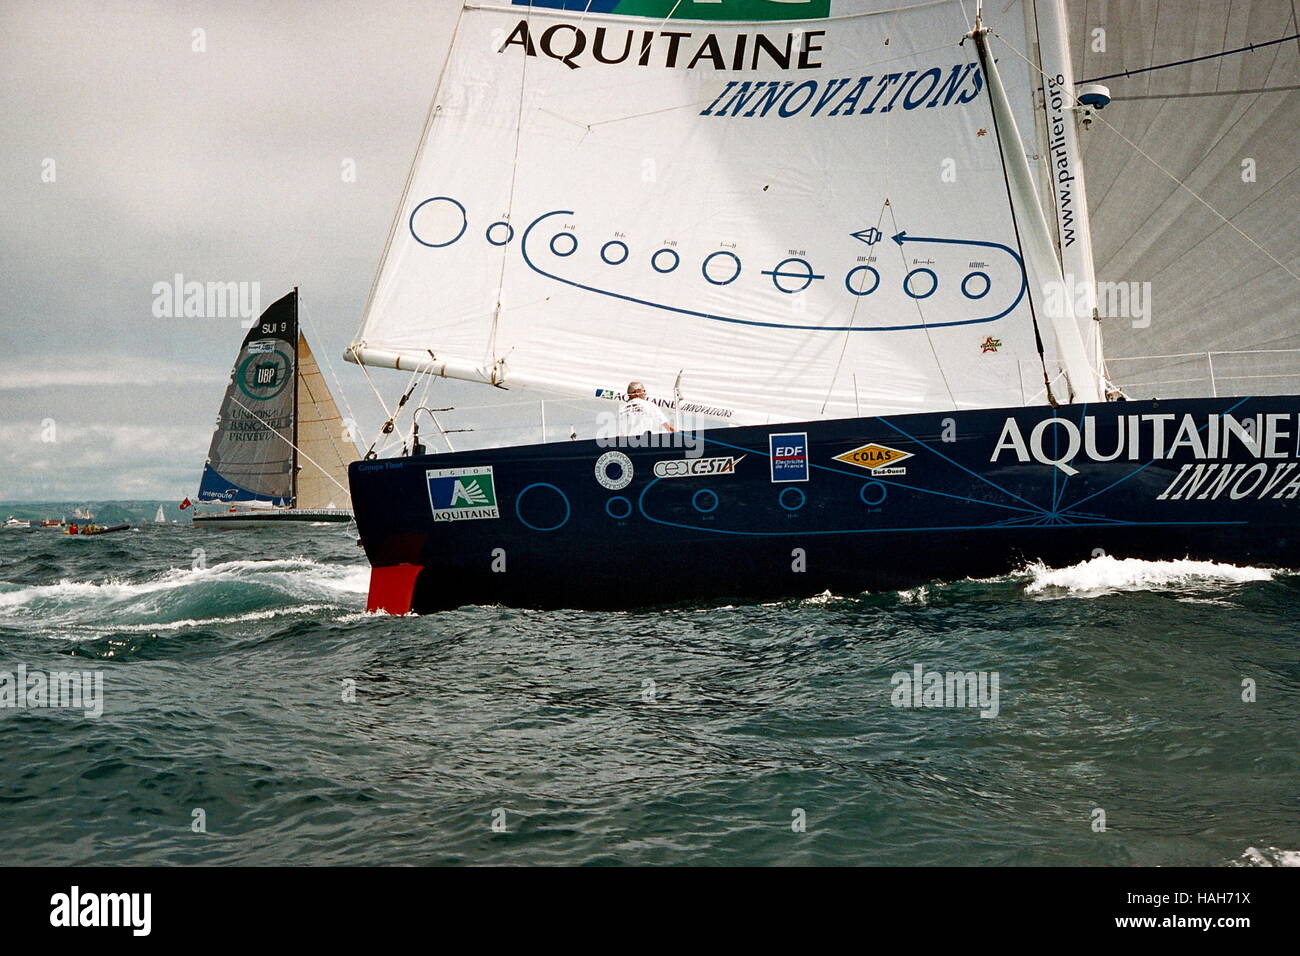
[980,335,1002,353]
[832,442,913,476]
[427,466,499,521]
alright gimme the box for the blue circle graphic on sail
[515,483,570,532]
[409,197,467,248]
[701,251,742,286]
[845,266,881,297]
[779,487,806,511]
[605,495,633,519]
[601,240,629,265]
[486,221,514,246]
[550,232,578,257]
[652,248,680,274]
[518,210,1027,332]
[764,258,823,294]
[961,271,991,299]
[903,268,938,299]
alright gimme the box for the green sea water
[0,519,1296,865]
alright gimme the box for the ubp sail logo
[235,348,291,401]
[427,466,500,522]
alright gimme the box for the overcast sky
[0,0,462,501]
[3,1,1296,502]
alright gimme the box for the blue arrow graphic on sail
[890,230,1028,321]
[851,226,883,246]
[515,210,1026,332]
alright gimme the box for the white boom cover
[352,0,1064,423]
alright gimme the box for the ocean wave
[1022,554,1275,595]
[0,557,369,632]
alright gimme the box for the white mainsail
[350,0,1093,423]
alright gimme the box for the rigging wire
[819,199,891,415]
[224,394,351,497]
[1078,32,1300,84]
[879,36,958,413]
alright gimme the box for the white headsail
[349,0,1090,423]
[295,335,357,509]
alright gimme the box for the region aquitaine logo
[426,466,500,522]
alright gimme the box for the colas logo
[833,442,913,476]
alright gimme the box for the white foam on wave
[1234,846,1300,867]
[1023,554,1274,596]
[0,556,369,620]
[86,603,336,633]
[896,586,929,604]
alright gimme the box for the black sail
[197,291,298,506]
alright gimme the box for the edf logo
[769,432,809,483]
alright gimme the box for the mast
[291,285,299,508]
[972,15,1101,404]
[1033,0,1105,388]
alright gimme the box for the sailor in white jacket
[618,381,677,435]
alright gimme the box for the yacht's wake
[1022,554,1275,595]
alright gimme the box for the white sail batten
[350,1,1077,422]
[973,20,1100,403]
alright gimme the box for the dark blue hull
[349,396,1300,612]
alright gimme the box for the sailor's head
[627,381,647,399]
